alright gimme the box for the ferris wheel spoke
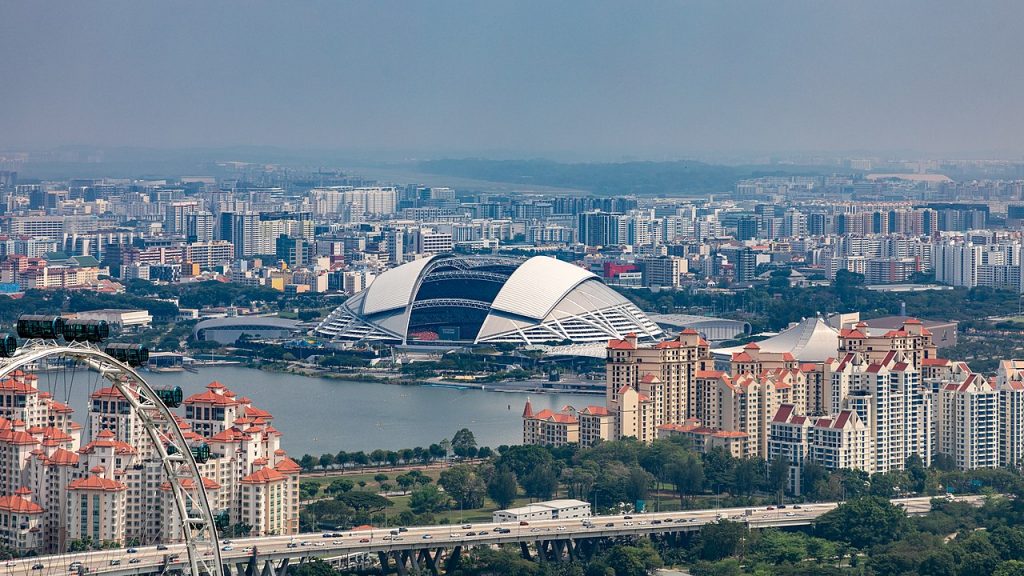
[0,339,223,576]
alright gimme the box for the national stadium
[315,254,662,346]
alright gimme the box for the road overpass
[9,495,982,576]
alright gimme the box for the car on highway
[604,522,614,527]
[359,538,370,543]
[68,562,81,571]
[287,543,298,548]
[556,526,566,531]
[129,559,141,565]
[519,521,529,526]
[222,546,233,551]
[461,524,472,529]
[465,532,476,536]
[785,512,796,517]
[127,548,138,554]
[5,561,15,568]
[623,522,633,527]
[422,534,432,540]
[108,560,121,566]
[156,544,168,551]
[31,564,43,571]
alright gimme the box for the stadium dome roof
[315,254,662,346]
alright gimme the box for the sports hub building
[315,255,662,346]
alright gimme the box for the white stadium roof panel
[489,256,595,320]
[359,255,435,315]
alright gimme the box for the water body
[115,367,593,456]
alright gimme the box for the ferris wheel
[6,315,222,576]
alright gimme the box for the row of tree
[298,429,487,472]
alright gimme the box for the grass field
[301,470,735,528]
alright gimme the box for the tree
[603,543,662,576]
[428,444,446,461]
[801,461,829,500]
[625,467,655,505]
[488,469,519,509]
[521,464,558,500]
[451,428,478,458]
[497,444,557,479]
[733,458,761,496]
[370,449,388,469]
[289,559,337,576]
[697,520,747,561]
[299,454,317,471]
[325,478,353,495]
[703,447,737,489]
[334,451,349,469]
[386,451,400,467]
[665,451,704,504]
[319,453,335,470]
[561,466,597,501]
[350,451,370,467]
[768,456,789,501]
[396,474,416,493]
[438,464,486,509]
[334,491,393,513]
[374,474,389,487]
[995,560,1024,576]
[753,530,808,565]
[300,481,321,500]
[690,559,742,576]
[409,485,450,514]
[815,496,910,549]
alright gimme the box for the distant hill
[418,158,844,196]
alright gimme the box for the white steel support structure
[0,340,222,576]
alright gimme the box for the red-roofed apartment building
[605,330,712,429]
[0,373,300,555]
[768,403,873,494]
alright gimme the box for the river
[121,367,594,456]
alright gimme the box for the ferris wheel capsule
[0,334,17,358]
[62,319,110,343]
[16,315,64,339]
[105,343,150,367]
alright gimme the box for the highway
[6,495,982,576]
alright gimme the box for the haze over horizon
[3,1,1023,160]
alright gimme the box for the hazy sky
[2,1,1022,159]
